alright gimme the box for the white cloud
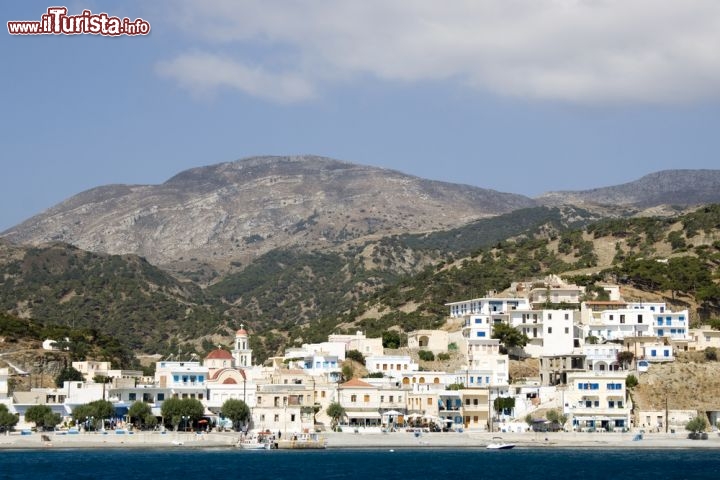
[156,53,315,103]
[158,0,720,104]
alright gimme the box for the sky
[2,1,720,231]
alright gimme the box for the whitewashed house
[564,371,631,432]
[365,355,418,380]
[508,309,578,357]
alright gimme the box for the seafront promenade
[1,430,719,450]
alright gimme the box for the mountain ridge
[1,155,536,274]
[538,169,720,207]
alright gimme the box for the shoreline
[1,430,719,450]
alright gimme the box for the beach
[1,430,719,450]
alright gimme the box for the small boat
[238,434,273,450]
[486,437,515,450]
[275,432,327,450]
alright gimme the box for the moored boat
[486,436,515,450]
[238,434,273,450]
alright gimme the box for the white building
[0,368,8,399]
[508,309,578,357]
[407,330,448,353]
[328,331,384,357]
[337,378,382,428]
[464,339,509,387]
[582,343,623,371]
[365,355,418,380]
[564,371,632,432]
[284,341,346,362]
[689,325,720,351]
[582,301,689,342]
[154,361,208,401]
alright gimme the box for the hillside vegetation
[0,206,719,363]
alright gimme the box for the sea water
[1,448,718,480]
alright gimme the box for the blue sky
[2,1,720,231]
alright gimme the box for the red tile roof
[340,378,374,388]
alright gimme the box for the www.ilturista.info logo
[8,7,150,36]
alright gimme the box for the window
[260,415,265,422]
[129,393,136,401]
[274,414,279,422]
[351,395,357,402]
[477,332,486,337]
[364,395,370,403]
[548,327,553,334]
[157,393,164,401]
[620,315,625,324]
[637,315,643,324]
[651,350,657,357]
[609,315,614,321]
[291,414,295,422]
[548,313,552,320]
[565,327,569,334]
[427,398,432,405]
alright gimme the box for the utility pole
[665,395,669,433]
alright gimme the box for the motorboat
[486,437,516,450]
[238,434,273,450]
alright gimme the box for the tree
[160,397,204,431]
[418,350,435,361]
[546,409,568,430]
[55,366,84,387]
[686,415,709,433]
[491,323,529,353]
[128,401,153,429]
[341,363,354,381]
[346,349,365,365]
[88,400,114,429]
[24,405,53,430]
[493,397,515,416]
[524,414,534,427]
[43,411,62,431]
[326,402,346,429]
[221,399,250,431]
[617,351,634,369]
[626,374,639,389]
[704,347,718,361]
[71,404,94,428]
[382,331,401,349]
[0,404,19,432]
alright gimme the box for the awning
[346,412,381,419]
[383,410,402,416]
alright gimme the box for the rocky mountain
[538,169,720,208]
[1,156,535,276]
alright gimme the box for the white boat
[238,434,273,450]
[486,437,516,450]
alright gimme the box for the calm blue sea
[1,448,718,480]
